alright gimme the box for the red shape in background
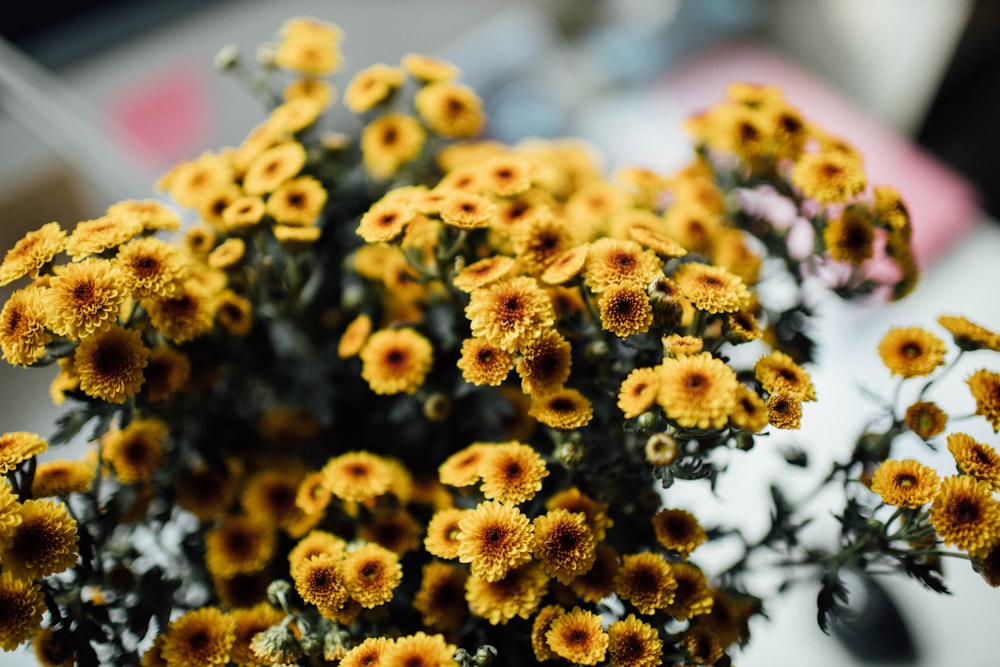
[109,62,213,170]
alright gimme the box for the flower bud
[645,432,678,466]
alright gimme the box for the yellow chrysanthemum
[143,346,191,403]
[32,626,75,667]
[457,500,534,582]
[215,290,253,336]
[465,563,549,625]
[937,314,1000,352]
[283,77,336,109]
[266,175,327,226]
[65,215,144,260]
[340,637,395,667]
[766,391,803,430]
[288,529,347,577]
[107,199,181,231]
[229,603,287,667]
[0,572,45,650]
[338,314,373,359]
[904,400,948,439]
[545,606,608,666]
[528,388,594,429]
[456,337,515,387]
[967,369,1000,432]
[356,197,416,243]
[240,467,308,531]
[615,552,677,615]
[754,350,816,401]
[0,221,65,286]
[204,514,276,579]
[31,458,95,497]
[274,19,343,76]
[383,632,457,667]
[413,561,469,632]
[823,205,875,265]
[871,459,940,509]
[322,451,394,503]
[415,81,484,138]
[45,258,126,340]
[242,142,307,195]
[533,508,597,584]
[343,542,403,608]
[0,431,47,474]
[344,63,405,113]
[585,238,663,293]
[0,286,52,366]
[792,150,866,204]
[360,327,434,395]
[666,561,715,620]
[74,325,149,404]
[454,256,517,293]
[930,475,1000,556]
[618,367,661,419]
[948,432,1000,490]
[1,498,79,579]
[517,330,572,396]
[402,52,459,82]
[466,276,555,352]
[103,417,166,484]
[479,441,549,505]
[731,384,770,433]
[662,201,721,255]
[361,113,426,179]
[608,614,664,667]
[656,353,738,429]
[652,508,707,559]
[877,326,947,378]
[598,284,653,337]
[144,281,217,344]
[294,553,349,614]
[116,237,186,299]
[160,607,236,667]
[673,262,750,314]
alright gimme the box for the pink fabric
[109,63,213,170]
[656,40,981,267]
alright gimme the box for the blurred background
[1,1,998,665]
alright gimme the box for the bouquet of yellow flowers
[1,16,998,667]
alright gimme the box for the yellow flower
[877,326,947,378]
[0,572,45,650]
[570,543,620,603]
[45,258,126,340]
[288,529,347,576]
[176,461,241,522]
[792,150,866,204]
[413,561,469,632]
[466,563,549,625]
[360,327,434,395]
[0,478,22,550]
[116,237,186,299]
[321,451,394,503]
[439,191,496,229]
[0,431,47,474]
[598,284,653,337]
[273,223,321,246]
[528,388,594,429]
[402,53,459,83]
[158,151,234,208]
[415,81,484,138]
[533,508,597,584]
[424,508,469,560]
[681,625,724,666]
[967,369,1000,432]
[454,256,517,293]
[479,441,549,505]
[457,337,515,386]
[517,330,572,396]
[293,553,349,614]
[457,500,534,582]
[656,352,738,429]
[143,346,191,403]
[383,632,457,667]
[618,367,661,419]
[616,551,677,615]
[0,287,51,366]
[357,509,423,555]
[665,561,715,620]
[466,276,555,353]
[267,97,324,134]
[243,142,307,195]
[356,197,416,243]
[340,637,395,667]
[229,603,287,667]
[652,508,707,559]
[512,213,573,276]
[283,77,336,108]
[608,614,664,667]
[32,626,75,667]
[266,175,327,226]
[531,604,566,661]
[481,155,532,197]
[241,467,308,531]
[344,63,405,113]
[541,244,590,285]
[937,314,1000,352]
[1,498,79,580]
[204,514,276,578]
[754,350,816,401]
[585,238,663,293]
[74,325,150,404]
[766,391,802,430]
[144,281,217,344]
[361,113,426,179]
[930,475,1000,556]
[343,542,403,608]
[215,290,253,336]
[160,607,236,667]
[673,262,750,314]
[31,458,95,497]
[545,607,608,666]
[823,205,875,265]
[65,215,143,260]
[0,221,65,286]
[731,384,769,433]
[338,313,373,359]
[903,400,948,439]
[103,417,167,484]
[222,195,266,230]
[948,432,1000,490]
[274,18,343,76]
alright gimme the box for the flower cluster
[0,15,993,667]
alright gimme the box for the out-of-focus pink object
[657,40,981,267]
[109,63,213,170]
